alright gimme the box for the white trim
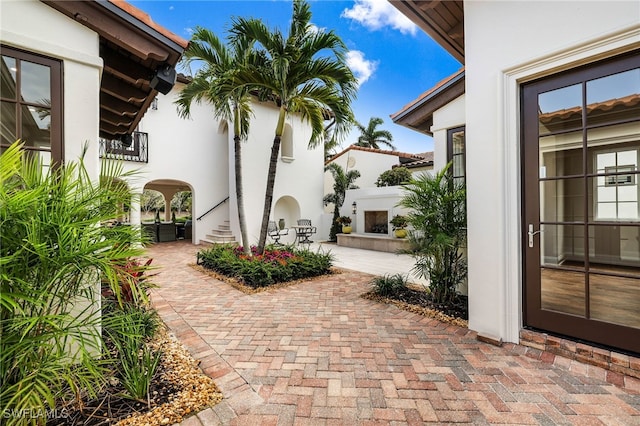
[500,25,640,344]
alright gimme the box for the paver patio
[146,241,640,425]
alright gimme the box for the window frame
[447,125,466,186]
[1,45,63,165]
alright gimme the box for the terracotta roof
[325,145,424,165]
[539,93,640,123]
[108,0,189,49]
[391,67,465,120]
[44,0,188,139]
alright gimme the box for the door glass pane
[589,150,639,221]
[539,84,582,135]
[1,55,17,100]
[586,68,640,126]
[539,137,583,177]
[21,105,50,148]
[590,273,640,329]
[589,224,640,268]
[540,224,585,268]
[21,60,50,106]
[541,268,585,316]
[1,101,17,145]
[540,178,585,222]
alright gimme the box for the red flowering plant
[198,243,334,288]
[233,245,300,265]
[102,257,156,306]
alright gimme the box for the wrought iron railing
[197,196,229,221]
[99,131,148,163]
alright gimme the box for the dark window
[447,126,466,187]
[1,46,63,165]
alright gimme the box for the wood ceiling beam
[100,47,152,85]
[100,92,139,116]
[101,73,148,103]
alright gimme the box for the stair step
[205,234,236,242]
[200,238,237,246]
[210,229,233,237]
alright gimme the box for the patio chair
[295,219,317,244]
[268,220,289,245]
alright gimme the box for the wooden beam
[100,47,152,85]
[100,92,139,116]
[101,73,148,103]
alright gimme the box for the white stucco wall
[1,0,103,179]
[240,101,325,245]
[324,149,406,214]
[134,82,228,244]
[464,0,640,343]
[431,95,465,171]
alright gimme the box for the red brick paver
[145,242,640,425]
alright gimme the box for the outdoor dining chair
[268,220,289,245]
[295,219,317,244]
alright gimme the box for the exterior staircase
[200,220,237,245]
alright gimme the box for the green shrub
[398,163,467,304]
[371,274,408,297]
[375,166,412,187]
[0,141,147,423]
[197,244,333,287]
[103,306,161,402]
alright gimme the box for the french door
[522,51,640,354]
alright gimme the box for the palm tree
[354,117,396,150]
[175,27,256,255]
[230,0,358,254]
[323,163,360,242]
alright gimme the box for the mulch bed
[50,328,222,426]
[362,285,469,328]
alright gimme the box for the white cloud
[169,5,174,11]
[345,50,378,86]
[184,27,194,36]
[341,0,417,35]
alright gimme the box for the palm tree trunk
[256,135,282,254]
[234,135,251,255]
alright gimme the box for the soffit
[42,0,188,140]
[390,0,464,64]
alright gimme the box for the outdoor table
[291,225,315,244]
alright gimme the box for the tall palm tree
[323,162,360,242]
[175,27,256,255]
[355,117,396,150]
[230,0,358,254]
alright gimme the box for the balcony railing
[99,132,148,163]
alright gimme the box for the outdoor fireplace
[364,210,388,234]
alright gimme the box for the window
[1,46,63,165]
[280,123,294,162]
[595,149,638,220]
[447,126,466,187]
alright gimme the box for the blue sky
[130,0,462,154]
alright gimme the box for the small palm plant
[324,163,360,241]
[398,163,467,304]
[0,141,149,423]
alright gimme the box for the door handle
[528,224,543,248]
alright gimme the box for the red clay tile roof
[108,0,189,49]
[391,67,465,120]
[325,145,425,165]
[539,93,640,123]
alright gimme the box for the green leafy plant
[0,141,147,424]
[336,216,352,225]
[197,244,334,288]
[389,214,408,230]
[370,274,408,297]
[323,163,360,242]
[375,166,411,187]
[103,306,161,404]
[398,163,467,304]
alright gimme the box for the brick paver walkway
[146,241,640,425]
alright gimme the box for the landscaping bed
[196,244,334,288]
